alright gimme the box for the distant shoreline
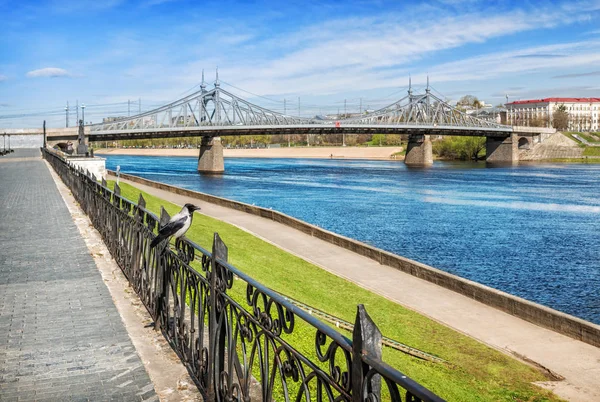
[94,146,404,161]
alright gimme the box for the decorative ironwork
[42,148,444,402]
[90,87,319,133]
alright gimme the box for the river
[103,155,600,324]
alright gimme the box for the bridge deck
[81,124,513,142]
[0,149,157,401]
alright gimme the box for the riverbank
[94,146,404,160]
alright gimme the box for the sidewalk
[0,150,157,401]
[120,176,600,402]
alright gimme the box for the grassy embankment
[563,132,600,158]
[110,181,562,402]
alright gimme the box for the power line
[221,80,285,105]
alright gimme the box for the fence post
[207,232,228,402]
[352,304,382,402]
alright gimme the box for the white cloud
[24,0,599,121]
[0,74,7,82]
[26,67,71,78]
[420,40,600,85]
[184,2,597,97]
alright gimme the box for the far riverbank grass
[583,147,600,157]
[109,180,562,402]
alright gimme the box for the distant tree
[457,95,483,109]
[529,116,548,127]
[552,104,569,131]
[432,136,485,161]
[464,137,486,161]
[372,134,385,146]
[385,134,402,145]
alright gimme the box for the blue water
[104,155,600,324]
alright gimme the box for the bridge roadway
[0,149,158,401]
[85,124,513,141]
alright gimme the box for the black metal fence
[43,148,444,402]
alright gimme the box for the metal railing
[42,148,444,402]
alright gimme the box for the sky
[1,0,600,127]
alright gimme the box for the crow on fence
[150,203,201,249]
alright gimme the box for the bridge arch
[518,137,530,150]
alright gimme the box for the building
[506,98,600,131]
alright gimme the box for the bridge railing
[42,148,444,402]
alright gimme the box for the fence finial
[352,304,382,402]
[159,206,170,229]
[137,193,146,209]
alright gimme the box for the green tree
[371,134,385,146]
[432,136,486,161]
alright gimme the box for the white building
[506,98,600,131]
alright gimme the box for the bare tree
[552,104,569,130]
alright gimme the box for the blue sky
[1,0,600,127]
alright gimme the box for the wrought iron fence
[42,148,444,402]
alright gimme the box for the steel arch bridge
[88,78,513,141]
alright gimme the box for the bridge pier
[404,134,433,166]
[486,134,518,164]
[198,136,224,173]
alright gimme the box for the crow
[150,203,201,249]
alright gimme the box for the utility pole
[65,101,69,127]
[506,94,511,125]
[342,101,346,147]
[284,98,290,147]
[299,97,307,146]
[81,103,85,124]
[76,100,79,123]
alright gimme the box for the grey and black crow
[150,203,201,249]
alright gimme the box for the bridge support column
[198,136,224,173]
[404,134,433,166]
[486,134,518,164]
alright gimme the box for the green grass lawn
[583,146,600,157]
[564,132,600,146]
[577,132,600,144]
[110,180,562,401]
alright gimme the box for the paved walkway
[0,150,157,401]
[120,176,600,402]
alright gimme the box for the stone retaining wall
[108,169,600,348]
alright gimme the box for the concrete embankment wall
[107,170,600,348]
